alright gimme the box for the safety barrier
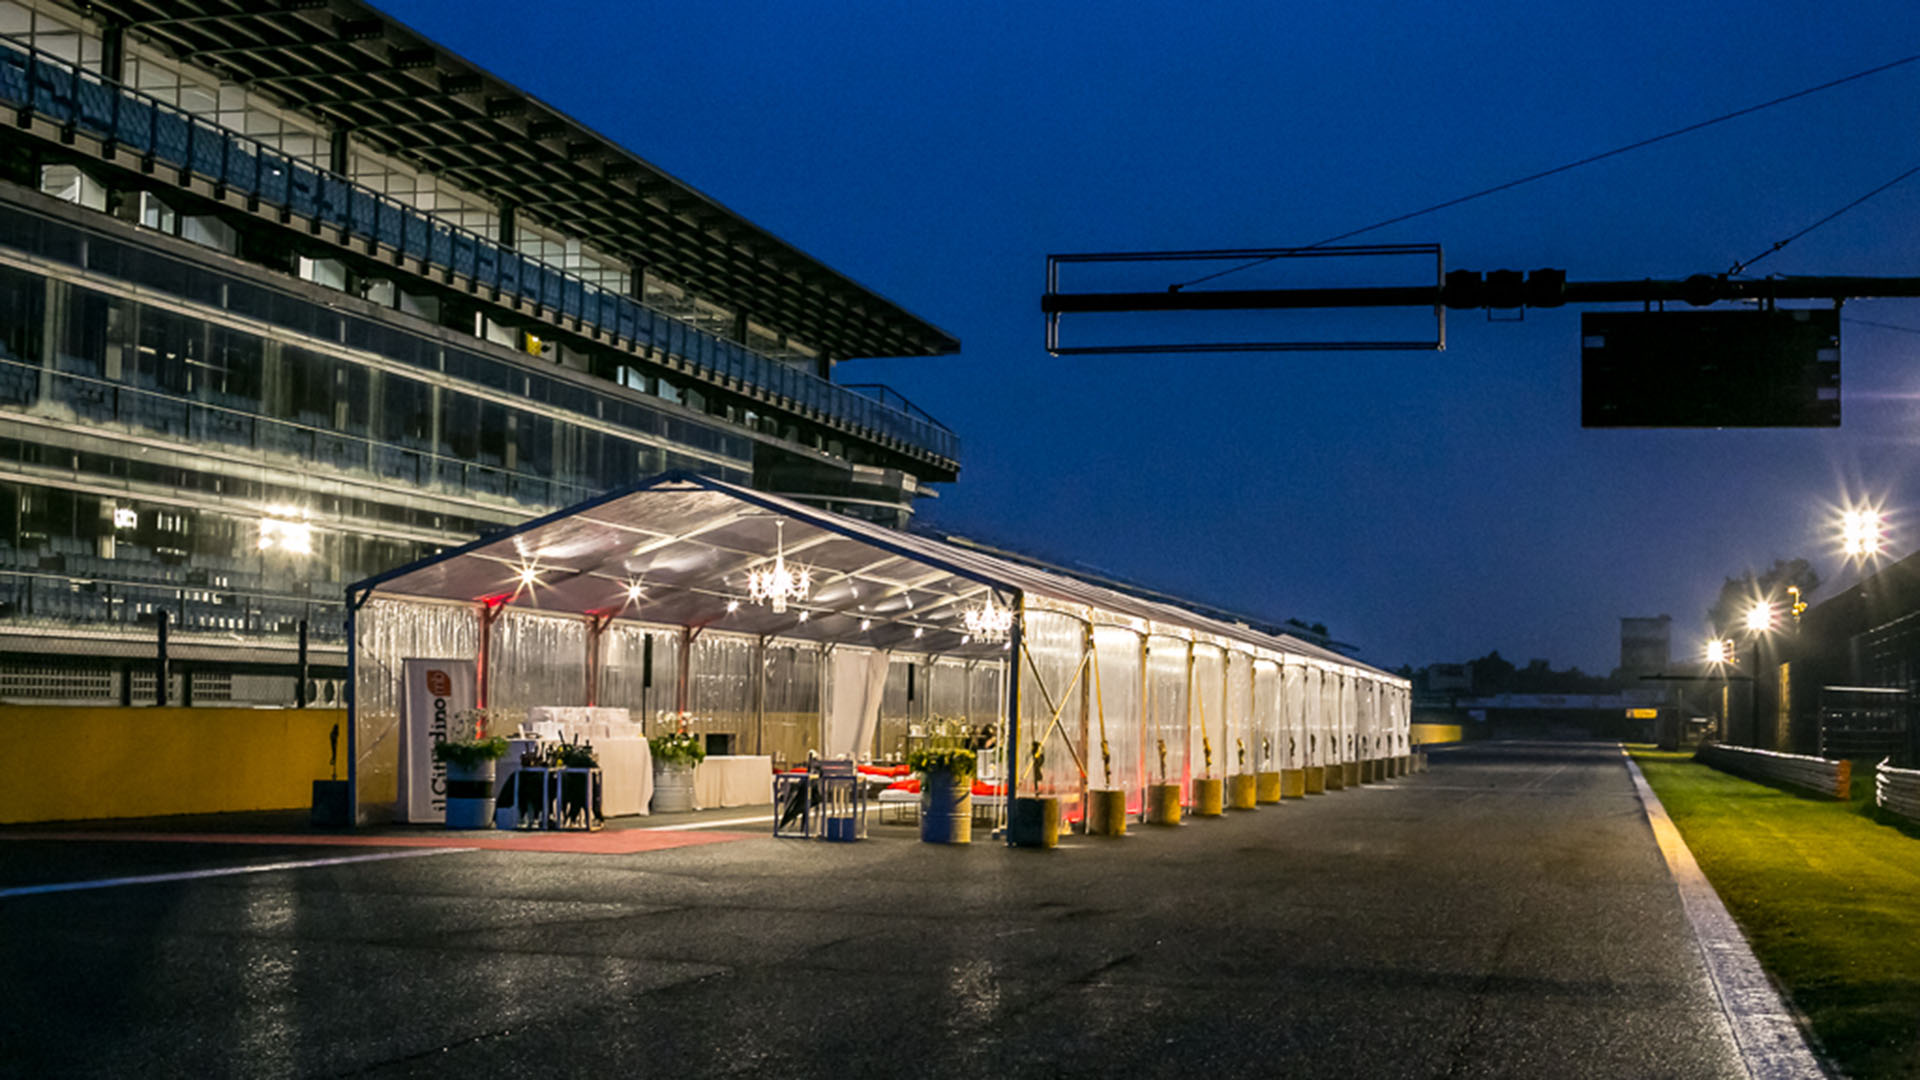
[0,705,341,823]
[1876,759,1920,823]
[1696,743,1850,800]
[1409,722,1463,745]
[0,38,958,465]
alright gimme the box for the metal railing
[0,566,346,642]
[0,38,959,466]
[1697,743,1851,800]
[0,355,658,512]
[842,383,954,436]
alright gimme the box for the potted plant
[1147,737,1182,825]
[433,734,509,829]
[649,729,705,814]
[907,743,976,844]
[1009,739,1061,848]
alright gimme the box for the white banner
[397,658,477,824]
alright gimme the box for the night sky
[388,1,1920,674]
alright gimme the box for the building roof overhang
[86,0,961,361]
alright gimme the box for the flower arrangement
[650,730,706,767]
[446,706,508,742]
[433,735,509,768]
[1030,739,1045,787]
[1236,737,1246,770]
[907,744,977,780]
[1156,737,1168,783]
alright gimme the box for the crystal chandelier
[961,599,1014,643]
[746,520,810,613]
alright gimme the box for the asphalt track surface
[0,741,1750,1079]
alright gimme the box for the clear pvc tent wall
[345,473,1410,828]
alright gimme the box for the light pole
[1743,601,1776,747]
[1841,508,1884,559]
[1705,637,1734,738]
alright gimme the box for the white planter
[652,761,695,814]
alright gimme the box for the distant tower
[1620,616,1672,677]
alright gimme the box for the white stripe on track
[0,846,475,898]
[1622,749,1826,1080]
[645,814,774,831]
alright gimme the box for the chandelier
[962,599,1015,643]
[746,520,810,613]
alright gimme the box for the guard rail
[1695,743,1850,800]
[1876,759,1920,823]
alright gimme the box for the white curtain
[826,647,890,759]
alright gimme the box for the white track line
[0,846,474,899]
[1622,750,1826,1080]
[645,814,774,831]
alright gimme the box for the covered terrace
[345,473,1411,833]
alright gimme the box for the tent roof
[350,473,1402,681]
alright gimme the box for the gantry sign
[1040,244,1920,427]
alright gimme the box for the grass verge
[1628,746,1920,1079]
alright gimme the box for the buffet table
[694,755,773,809]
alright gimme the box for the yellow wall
[0,705,344,824]
[1410,722,1464,746]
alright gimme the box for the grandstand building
[0,0,960,704]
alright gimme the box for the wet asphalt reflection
[0,741,1744,1079]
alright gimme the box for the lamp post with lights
[1704,636,1735,738]
[1741,600,1778,747]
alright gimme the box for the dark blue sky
[390,1,1920,673]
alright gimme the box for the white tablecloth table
[693,755,773,810]
[595,737,653,817]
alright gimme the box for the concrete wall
[0,706,342,824]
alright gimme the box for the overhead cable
[1170,51,1920,292]
[1728,163,1920,276]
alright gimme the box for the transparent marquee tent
[346,473,1412,828]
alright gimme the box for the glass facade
[0,31,961,465]
[0,0,966,706]
[0,211,751,657]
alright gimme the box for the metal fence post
[154,608,168,706]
